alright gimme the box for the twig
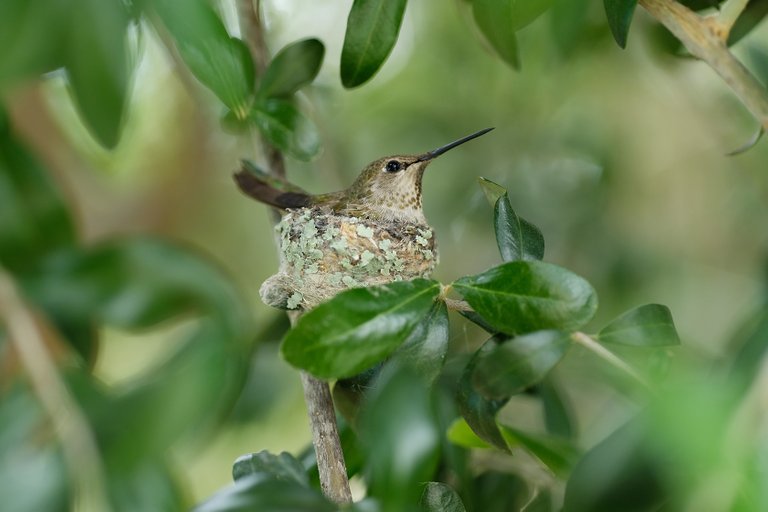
[444,298,474,312]
[639,0,768,131]
[0,267,111,512]
[716,0,750,36]
[236,1,352,504]
[571,331,652,390]
[237,0,286,179]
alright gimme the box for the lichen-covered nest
[260,207,438,310]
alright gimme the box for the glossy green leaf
[603,0,638,48]
[495,193,545,262]
[153,0,255,116]
[453,261,598,335]
[420,482,466,512]
[478,177,507,205]
[0,109,76,273]
[282,279,440,378]
[0,0,66,86]
[65,0,132,148]
[340,0,408,88]
[598,304,680,347]
[250,99,320,161]
[393,299,450,383]
[360,365,440,509]
[233,451,307,486]
[456,338,510,451]
[258,39,325,99]
[540,378,574,439]
[473,331,571,400]
[194,475,335,512]
[499,424,579,477]
[472,0,523,69]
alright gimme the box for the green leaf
[474,0,554,32]
[0,109,76,274]
[233,451,308,487]
[153,0,255,116]
[472,331,571,400]
[469,471,530,512]
[498,424,579,477]
[495,193,545,262]
[420,482,467,512]
[340,0,408,88]
[472,0,525,69]
[603,0,638,48]
[393,299,450,383]
[540,378,574,439]
[282,279,440,378]
[478,177,507,205]
[446,418,493,449]
[564,419,664,512]
[0,0,66,87]
[359,365,440,509]
[65,0,132,148]
[250,99,320,161]
[453,261,598,335]
[456,338,510,451]
[24,238,250,336]
[598,304,680,347]
[258,39,325,99]
[194,475,335,512]
[728,0,768,46]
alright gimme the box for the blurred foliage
[1,0,768,511]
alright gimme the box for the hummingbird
[235,127,494,310]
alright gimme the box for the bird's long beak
[416,127,494,162]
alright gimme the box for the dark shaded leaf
[550,0,590,56]
[340,0,408,88]
[66,0,132,148]
[540,378,575,439]
[603,0,638,48]
[233,451,307,486]
[360,365,440,510]
[727,126,764,156]
[729,0,768,45]
[0,0,66,86]
[472,331,571,399]
[456,338,510,451]
[495,193,544,262]
[472,0,522,69]
[282,279,440,378]
[250,99,320,161]
[453,261,598,335]
[258,39,325,99]
[420,482,466,512]
[193,475,334,512]
[393,299,450,383]
[468,471,530,512]
[107,459,186,512]
[498,424,579,477]
[563,418,665,512]
[0,109,76,273]
[153,0,255,116]
[333,365,382,428]
[598,304,680,347]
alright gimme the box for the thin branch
[237,0,286,179]
[0,266,111,512]
[639,0,768,131]
[444,298,473,312]
[236,2,352,504]
[571,331,652,391]
[716,0,751,35]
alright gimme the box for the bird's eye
[385,160,402,173]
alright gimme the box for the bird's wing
[233,160,313,209]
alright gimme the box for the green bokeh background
[3,0,768,505]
